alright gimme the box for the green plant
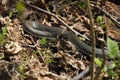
[9,11,13,18]
[107,37,119,58]
[16,63,28,79]
[41,51,53,64]
[16,0,25,14]
[78,1,87,9]
[95,37,120,79]
[94,58,102,67]
[96,15,104,27]
[33,49,53,64]
[39,37,47,45]
[0,27,7,45]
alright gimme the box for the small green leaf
[16,1,25,13]
[107,70,118,76]
[109,63,116,69]
[0,34,4,44]
[96,16,103,22]
[79,2,86,9]
[107,37,119,58]
[94,58,102,67]
[39,37,46,45]
[0,27,7,45]
[2,27,7,35]
[103,66,107,72]
[9,11,13,18]
[96,15,104,27]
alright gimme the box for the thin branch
[86,0,96,80]
[94,44,106,80]
[29,35,46,64]
[92,5,120,27]
[72,67,90,80]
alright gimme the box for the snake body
[23,20,118,58]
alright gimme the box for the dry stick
[72,67,90,80]
[3,62,13,78]
[86,0,96,80]
[29,35,46,64]
[94,44,106,80]
[92,5,120,27]
[22,1,90,40]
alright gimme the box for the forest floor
[0,0,120,80]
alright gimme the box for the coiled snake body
[23,20,118,58]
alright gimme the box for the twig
[72,67,90,80]
[86,0,96,80]
[94,44,106,80]
[92,5,120,27]
[2,62,13,78]
[29,35,46,64]
[22,1,90,40]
